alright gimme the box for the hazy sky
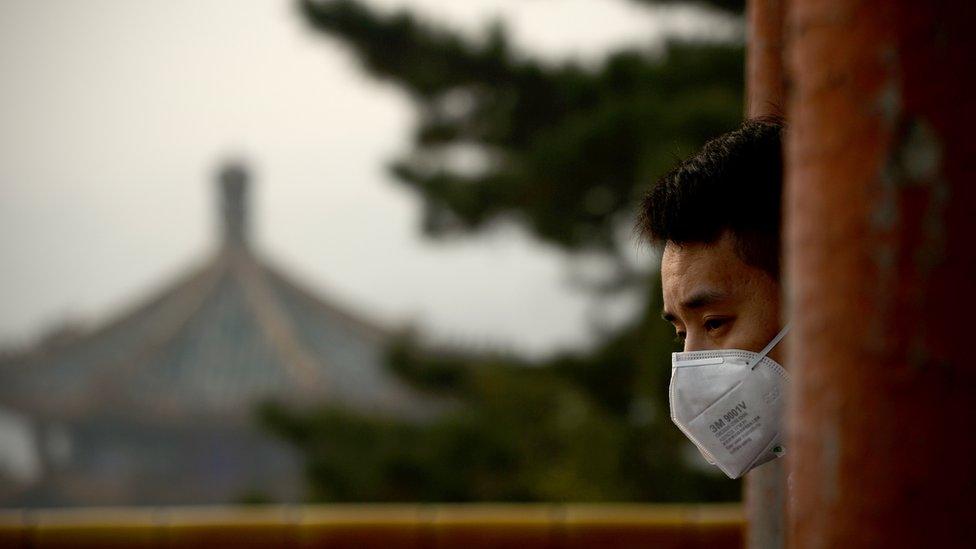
[0,0,728,356]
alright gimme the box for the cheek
[729,297,781,351]
[751,280,782,333]
[704,322,758,353]
[726,322,765,351]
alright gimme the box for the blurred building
[0,164,435,507]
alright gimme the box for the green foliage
[299,0,743,254]
[264,0,747,502]
[260,366,629,502]
[235,489,275,506]
[261,326,739,502]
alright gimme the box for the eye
[704,317,731,333]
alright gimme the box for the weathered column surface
[746,0,786,118]
[744,1,788,548]
[785,0,976,546]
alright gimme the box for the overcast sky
[0,0,729,356]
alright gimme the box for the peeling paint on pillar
[785,0,976,547]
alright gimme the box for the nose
[683,331,709,353]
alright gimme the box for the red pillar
[746,0,786,118]
[744,1,787,548]
[785,0,976,546]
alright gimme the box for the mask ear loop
[749,323,791,370]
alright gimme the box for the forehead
[662,237,741,284]
[661,235,757,308]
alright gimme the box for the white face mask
[669,325,790,479]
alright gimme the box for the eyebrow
[662,289,729,323]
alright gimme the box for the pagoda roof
[0,165,438,425]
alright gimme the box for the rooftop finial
[219,161,249,248]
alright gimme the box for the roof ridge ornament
[218,161,250,249]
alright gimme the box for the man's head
[638,117,784,359]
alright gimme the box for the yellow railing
[0,504,743,548]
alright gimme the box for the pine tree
[299,0,744,257]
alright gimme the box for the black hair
[637,116,784,278]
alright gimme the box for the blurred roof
[0,164,435,424]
